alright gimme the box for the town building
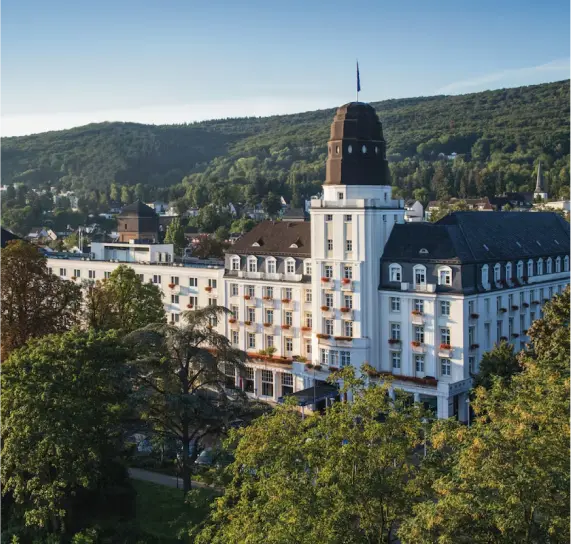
[45,102,570,420]
[404,200,424,222]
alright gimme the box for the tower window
[338,192,344,200]
[335,145,340,154]
[362,145,367,154]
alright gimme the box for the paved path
[128,467,219,491]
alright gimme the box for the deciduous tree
[84,264,165,333]
[1,240,82,360]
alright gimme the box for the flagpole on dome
[356,60,361,102]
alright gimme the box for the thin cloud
[436,58,570,94]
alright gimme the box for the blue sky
[2,0,569,136]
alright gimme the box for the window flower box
[263,296,272,301]
[263,322,272,327]
[313,365,322,371]
[228,318,237,324]
[281,298,291,303]
[499,308,507,313]
[411,310,423,316]
[334,336,352,342]
[340,307,351,313]
[511,333,519,338]
[411,340,422,347]
[244,321,252,326]
[186,304,194,309]
[499,279,507,286]
[388,338,401,345]
[316,333,330,339]
[439,343,452,350]
[499,336,508,342]
[341,278,351,285]
[71,276,77,281]
[281,324,291,330]
[243,294,251,300]
[321,277,330,283]
[301,326,312,332]
[522,302,530,308]
[470,313,479,319]
[532,300,540,305]
[204,286,212,292]
[470,343,480,350]
[511,305,519,311]
[168,283,176,289]
[321,305,330,311]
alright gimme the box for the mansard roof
[228,220,311,257]
[1,227,21,249]
[382,211,570,264]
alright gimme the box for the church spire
[535,161,545,193]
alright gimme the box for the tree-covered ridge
[2,80,569,200]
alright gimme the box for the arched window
[527,259,534,277]
[537,258,544,275]
[389,264,402,282]
[438,266,452,286]
[546,257,553,274]
[248,256,257,273]
[494,263,501,283]
[347,145,353,154]
[231,256,240,271]
[266,257,276,275]
[556,256,562,273]
[362,145,367,154]
[481,264,489,287]
[505,262,512,282]
[285,258,296,275]
[413,265,426,287]
[565,255,569,272]
[517,261,524,278]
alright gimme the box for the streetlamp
[421,418,429,458]
[466,398,471,428]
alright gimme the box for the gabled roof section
[382,211,570,264]
[118,200,157,218]
[229,221,311,257]
[1,227,22,248]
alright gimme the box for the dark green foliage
[472,340,521,389]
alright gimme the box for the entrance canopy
[279,383,339,407]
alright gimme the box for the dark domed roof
[325,101,390,186]
[118,200,157,218]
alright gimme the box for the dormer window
[231,256,240,271]
[517,261,523,278]
[248,257,257,273]
[565,255,569,272]
[527,259,534,277]
[556,256,562,273]
[389,264,402,282]
[362,145,367,154]
[285,258,296,275]
[438,266,452,286]
[546,257,553,274]
[419,248,428,255]
[537,258,544,275]
[413,264,426,287]
[266,257,276,275]
[252,238,263,247]
[481,264,489,287]
[494,263,501,282]
[505,262,512,280]
[347,145,353,154]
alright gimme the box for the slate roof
[1,227,21,248]
[229,220,311,257]
[382,211,569,264]
[282,208,306,220]
[118,200,157,218]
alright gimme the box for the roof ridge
[447,214,478,262]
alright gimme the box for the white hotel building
[46,102,570,421]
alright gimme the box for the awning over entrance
[279,383,339,407]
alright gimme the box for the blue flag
[357,61,361,93]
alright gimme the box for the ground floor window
[244,367,255,393]
[170,312,180,324]
[281,373,293,396]
[224,362,236,389]
[261,370,274,397]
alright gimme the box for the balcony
[281,298,293,308]
[411,311,424,325]
[262,297,275,307]
[234,270,303,282]
[168,283,181,293]
[438,344,453,358]
[388,338,402,350]
[320,305,334,317]
[341,278,353,291]
[339,307,353,319]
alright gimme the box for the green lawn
[132,480,216,542]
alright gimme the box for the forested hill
[2,80,569,207]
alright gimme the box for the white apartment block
[46,102,570,420]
